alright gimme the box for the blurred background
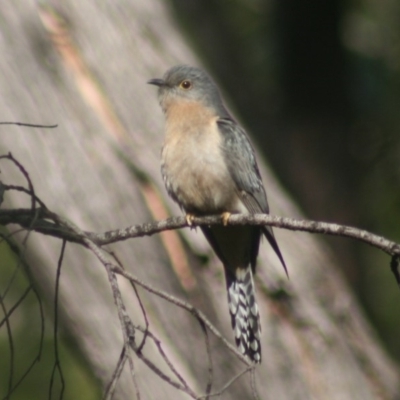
[169,0,400,360]
[1,0,400,398]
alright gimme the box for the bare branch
[47,213,199,398]
[49,240,67,400]
[198,319,213,398]
[107,251,150,354]
[131,326,197,398]
[0,153,38,212]
[1,153,399,399]
[111,265,251,365]
[0,283,15,397]
[104,347,129,400]
[0,122,57,128]
[1,208,400,260]
[196,366,253,399]
[0,234,45,398]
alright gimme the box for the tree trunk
[0,1,398,399]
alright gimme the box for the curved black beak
[147,78,165,87]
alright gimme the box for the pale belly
[162,138,246,215]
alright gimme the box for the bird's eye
[180,80,192,89]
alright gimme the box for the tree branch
[1,153,399,399]
[1,207,400,258]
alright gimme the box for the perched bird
[148,65,287,363]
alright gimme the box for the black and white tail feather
[226,266,261,363]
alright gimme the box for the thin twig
[197,319,213,398]
[131,326,197,398]
[0,285,32,329]
[49,240,66,400]
[107,252,141,398]
[2,184,47,208]
[0,153,37,212]
[250,368,261,400]
[0,122,57,128]
[1,204,251,366]
[104,347,128,400]
[196,366,254,399]
[108,251,149,353]
[0,234,45,397]
[1,255,24,300]
[0,291,14,399]
[51,215,198,398]
[111,266,250,365]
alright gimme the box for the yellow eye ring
[180,80,192,89]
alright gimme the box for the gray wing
[217,117,288,276]
[217,117,269,213]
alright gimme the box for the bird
[148,65,287,363]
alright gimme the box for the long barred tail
[226,266,261,363]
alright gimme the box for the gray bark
[0,1,398,399]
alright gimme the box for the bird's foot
[185,213,196,226]
[221,212,231,226]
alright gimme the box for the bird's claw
[185,213,195,226]
[221,212,231,226]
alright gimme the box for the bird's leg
[221,212,231,226]
[185,213,196,226]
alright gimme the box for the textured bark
[0,1,398,399]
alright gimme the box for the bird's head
[148,65,226,115]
